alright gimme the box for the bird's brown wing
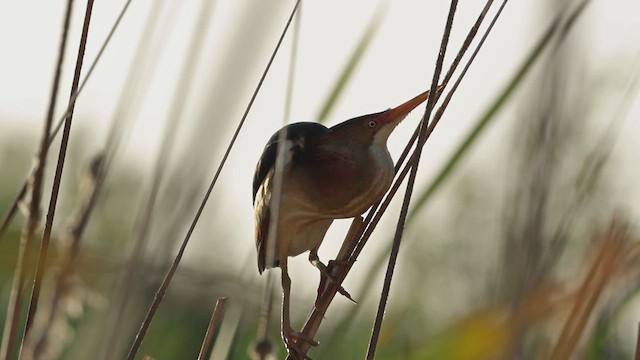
[252,122,328,204]
[252,122,329,272]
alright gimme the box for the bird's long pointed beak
[379,85,444,124]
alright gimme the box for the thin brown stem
[48,0,134,142]
[0,183,27,241]
[22,0,95,348]
[255,3,303,358]
[288,0,509,356]
[125,2,301,358]
[353,0,499,261]
[366,1,458,357]
[197,297,228,360]
[0,0,135,241]
[0,1,75,358]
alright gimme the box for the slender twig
[0,183,27,241]
[0,0,135,241]
[366,5,512,352]
[389,0,494,177]
[198,297,228,360]
[255,2,303,357]
[367,1,457,358]
[0,1,75,358]
[353,0,500,261]
[290,0,509,356]
[48,0,134,142]
[208,301,243,360]
[359,0,508,298]
[125,2,301,358]
[284,1,301,126]
[22,0,95,346]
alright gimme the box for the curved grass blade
[407,0,593,223]
[315,4,387,124]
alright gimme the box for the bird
[252,88,436,357]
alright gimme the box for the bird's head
[324,89,435,150]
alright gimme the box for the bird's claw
[316,260,357,307]
[282,329,317,359]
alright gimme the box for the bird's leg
[280,260,318,359]
[309,248,356,305]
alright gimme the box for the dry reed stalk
[22,2,95,350]
[0,0,135,241]
[124,2,302,358]
[287,1,509,357]
[0,0,75,358]
[366,0,458,357]
[197,297,228,360]
[257,3,302,358]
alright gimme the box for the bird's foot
[282,328,318,359]
[316,260,357,307]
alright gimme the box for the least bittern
[253,89,434,358]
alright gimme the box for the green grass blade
[408,0,593,222]
[316,5,386,124]
[407,18,561,222]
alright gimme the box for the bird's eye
[368,120,377,128]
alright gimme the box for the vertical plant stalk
[0,183,28,241]
[350,0,503,264]
[0,0,75,358]
[125,2,301,358]
[283,0,301,126]
[366,1,458,358]
[406,0,564,220]
[197,297,228,360]
[208,302,242,360]
[47,0,135,142]
[0,0,135,241]
[289,0,509,357]
[255,2,303,357]
[22,0,95,346]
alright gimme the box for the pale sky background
[1,0,639,350]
